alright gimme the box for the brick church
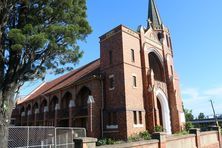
[12,0,185,139]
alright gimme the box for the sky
[20,0,222,117]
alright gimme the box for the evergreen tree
[0,0,91,146]
[198,112,205,120]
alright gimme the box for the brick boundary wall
[74,127,222,148]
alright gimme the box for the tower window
[133,111,137,124]
[131,49,135,62]
[132,75,137,87]
[109,51,113,64]
[139,111,142,124]
[109,75,114,90]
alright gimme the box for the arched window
[61,92,72,110]
[49,96,58,112]
[26,104,31,115]
[33,102,39,114]
[148,52,165,82]
[40,99,47,113]
[76,87,91,108]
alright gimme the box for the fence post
[189,128,201,148]
[54,127,57,148]
[152,132,167,148]
[27,126,29,147]
[73,137,97,148]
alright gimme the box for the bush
[128,131,151,142]
[154,125,164,132]
[185,122,194,131]
[175,130,189,136]
[96,138,116,146]
[139,131,151,140]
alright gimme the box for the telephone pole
[210,99,219,127]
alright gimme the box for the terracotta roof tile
[19,59,100,104]
[44,59,100,94]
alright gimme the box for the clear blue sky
[20,0,222,117]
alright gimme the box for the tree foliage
[182,103,194,122]
[0,0,91,104]
[198,112,205,120]
[0,0,91,145]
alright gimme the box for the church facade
[12,0,185,139]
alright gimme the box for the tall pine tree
[0,0,91,146]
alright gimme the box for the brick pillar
[152,132,167,148]
[87,95,95,137]
[69,100,75,127]
[87,103,93,137]
[210,126,222,148]
[43,107,48,126]
[73,137,97,148]
[189,128,201,148]
[147,70,158,133]
[55,104,59,127]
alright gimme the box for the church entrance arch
[155,89,172,134]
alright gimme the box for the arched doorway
[74,87,91,129]
[155,89,172,134]
[58,92,72,127]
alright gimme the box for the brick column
[69,100,75,127]
[189,128,201,148]
[87,103,93,136]
[55,104,60,126]
[210,126,222,148]
[152,132,167,148]
[73,137,97,148]
[34,109,39,126]
[87,95,95,137]
[43,107,48,126]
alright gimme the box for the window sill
[133,124,143,128]
[106,125,118,129]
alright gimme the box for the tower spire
[148,0,162,30]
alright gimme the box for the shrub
[139,131,151,140]
[96,138,119,146]
[154,125,164,132]
[185,122,194,131]
[175,130,189,136]
[128,131,151,142]
[96,138,107,146]
[96,138,116,146]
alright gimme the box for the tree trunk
[0,89,15,148]
[0,124,9,148]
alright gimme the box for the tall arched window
[148,52,165,82]
[61,92,72,110]
[76,86,91,108]
[49,96,58,112]
[40,99,47,113]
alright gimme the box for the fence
[8,126,86,148]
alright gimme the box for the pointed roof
[148,0,162,30]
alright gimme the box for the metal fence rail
[8,126,86,148]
